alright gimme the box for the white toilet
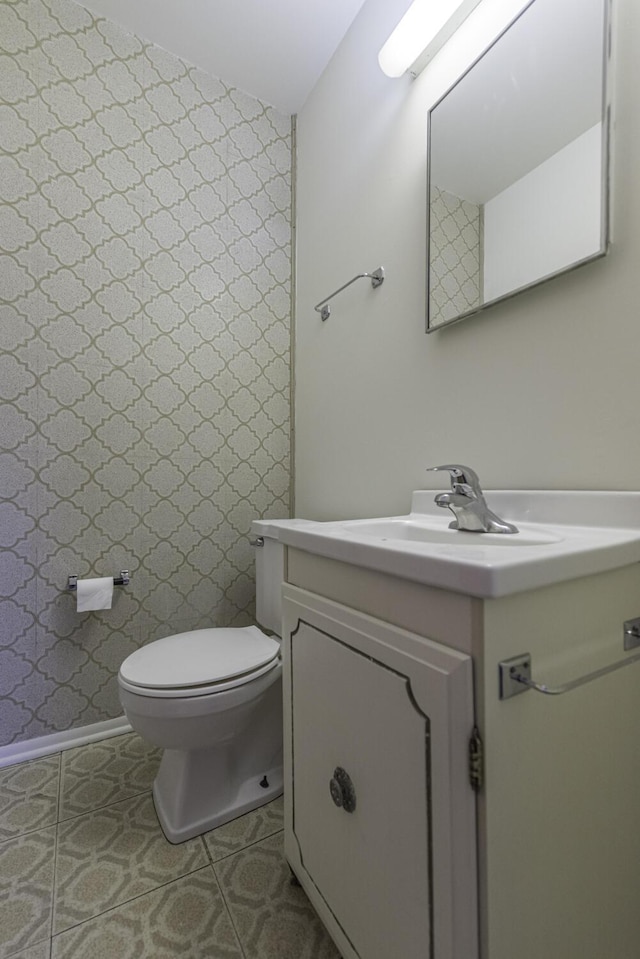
[118,522,288,843]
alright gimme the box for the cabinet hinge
[469,725,483,792]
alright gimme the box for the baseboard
[0,716,133,768]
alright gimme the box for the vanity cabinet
[284,595,476,959]
[281,549,640,959]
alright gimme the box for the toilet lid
[120,626,280,690]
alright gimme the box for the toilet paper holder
[67,571,130,591]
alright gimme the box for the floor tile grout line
[196,834,210,866]
[211,858,249,959]
[0,750,62,844]
[51,844,213,938]
[206,824,284,865]
[0,821,58,849]
[50,798,60,948]
[51,799,283,937]
[57,734,162,823]
[3,930,52,959]
[0,825,58,959]
[56,783,158,824]
[49,749,63,948]
[3,738,289,958]
[48,862,221,942]
[0,821,56,846]
[0,752,61,773]
[54,749,63,826]
[51,811,210,937]
[202,833,215,864]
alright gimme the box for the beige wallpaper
[428,185,481,327]
[0,0,292,746]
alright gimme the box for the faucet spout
[434,491,471,509]
[427,464,518,534]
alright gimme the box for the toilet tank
[251,520,291,635]
[252,519,315,634]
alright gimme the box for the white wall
[295,0,639,521]
[484,124,603,302]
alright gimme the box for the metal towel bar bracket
[314,267,384,321]
[499,637,640,700]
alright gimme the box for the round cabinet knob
[329,766,356,813]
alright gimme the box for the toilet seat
[118,625,280,699]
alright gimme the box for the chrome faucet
[427,464,519,534]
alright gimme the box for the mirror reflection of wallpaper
[429,187,481,326]
[0,0,291,746]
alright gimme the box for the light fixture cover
[378,0,483,78]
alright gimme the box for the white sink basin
[331,517,561,547]
[271,491,640,598]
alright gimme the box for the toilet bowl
[118,522,291,843]
[119,625,283,843]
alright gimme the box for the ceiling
[78,0,369,115]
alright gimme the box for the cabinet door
[289,615,475,959]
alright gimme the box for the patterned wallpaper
[0,0,292,746]
[428,186,481,327]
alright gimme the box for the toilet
[118,521,288,843]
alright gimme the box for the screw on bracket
[499,654,533,700]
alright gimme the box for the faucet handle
[426,464,482,491]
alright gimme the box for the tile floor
[0,733,341,959]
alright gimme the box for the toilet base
[153,757,283,844]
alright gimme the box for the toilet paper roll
[76,577,114,612]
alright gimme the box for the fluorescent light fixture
[378,0,483,78]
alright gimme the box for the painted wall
[0,0,291,746]
[484,123,603,302]
[295,0,638,521]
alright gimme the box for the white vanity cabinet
[282,585,478,959]
[281,549,640,959]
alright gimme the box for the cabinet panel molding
[283,585,478,959]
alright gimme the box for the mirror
[426,0,611,331]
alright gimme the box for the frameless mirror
[426,0,611,331]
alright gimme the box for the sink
[331,517,561,547]
[271,491,640,597]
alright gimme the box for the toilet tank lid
[119,626,279,689]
